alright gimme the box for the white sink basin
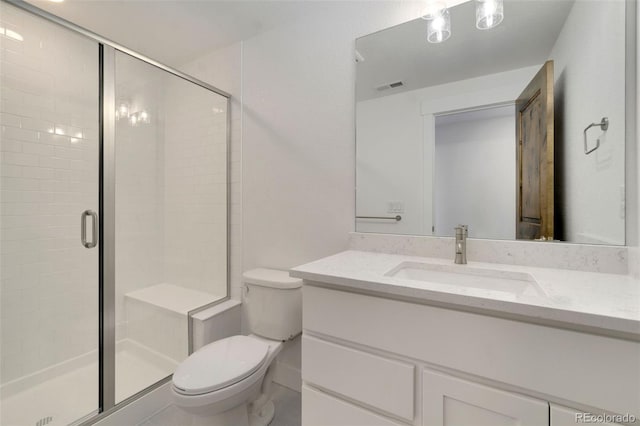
[385,261,545,298]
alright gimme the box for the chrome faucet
[454,225,468,264]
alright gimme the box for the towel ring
[583,117,609,155]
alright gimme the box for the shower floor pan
[0,340,177,426]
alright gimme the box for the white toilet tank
[243,268,302,341]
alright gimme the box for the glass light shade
[139,110,150,124]
[426,8,451,44]
[476,0,504,30]
[115,102,129,120]
[421,1,446,20]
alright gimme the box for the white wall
[434,106,516,239]
[549,0,626,245]
[356,91,426,235]
[239,3,435,272]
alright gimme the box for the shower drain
[36,416,53,426]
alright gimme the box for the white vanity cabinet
[300,284,640,426]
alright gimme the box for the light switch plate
[387,201,405,214]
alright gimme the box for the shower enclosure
[0,1,230,425]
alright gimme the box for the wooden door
[423,369,549,426]
[516,60,554,240]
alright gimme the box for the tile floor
[139,383,301,426]
[270,384,302,426]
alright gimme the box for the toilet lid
[172,335,270,395]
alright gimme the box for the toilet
[171,268,303,426]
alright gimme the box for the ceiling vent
[375,81,404,91]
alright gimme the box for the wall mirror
[355,0,631,245]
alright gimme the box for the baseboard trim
[273,361,301,393]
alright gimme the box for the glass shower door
[112,50,228,403]
[1,3,230,420]
[0,2,100,425]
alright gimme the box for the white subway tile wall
[0,2,99,389]
[164,78,228,296]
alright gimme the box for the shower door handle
[81,210,98,248]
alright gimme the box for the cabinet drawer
[302,385,405,426]
[302,335,415,421]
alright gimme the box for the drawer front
[303,335,415,421]
[302,385,405,426]
[303,285,640,417]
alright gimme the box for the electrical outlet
[387,201,405,214]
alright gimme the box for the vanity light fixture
[423,2,451,44]
[421,0,505,44]
[476,0,504,30]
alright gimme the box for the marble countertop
[290,250,640,338]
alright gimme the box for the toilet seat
[173,335,270,396]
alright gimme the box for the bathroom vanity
[291,251,640,426]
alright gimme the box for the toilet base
[250,400,275,426]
